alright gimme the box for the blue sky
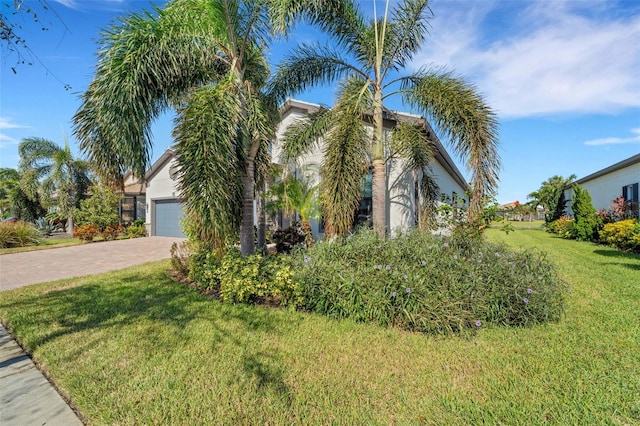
[1,0,638,205]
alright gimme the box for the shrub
[74,184,120,231]
[599,219,640,252]
[289,229,567,334]
[34,217,56,236]
[188,246,303,307]
[101,225,123,241]
[271,223,306,253]
[125,223,147,239]
[0,221,43,248]
[571,185,601,241]
[547,216,574,238]
[170,241,192,276]
[73,224,100,242]
[217,250,302,307]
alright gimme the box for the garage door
[154,199,185,237]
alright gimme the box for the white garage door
[154,199,185,237]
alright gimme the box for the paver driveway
[0,236,184,291]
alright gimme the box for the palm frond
[73,5,227,182]
[382,0,431,72]
[279,106,332,164]
[269,43,366,102]
[401,69,500,219]
[320,77,371,236]
[173,78,245,244]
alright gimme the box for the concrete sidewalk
[0,324,83,425]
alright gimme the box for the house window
[622,183,639,218]
[354,170,373,228]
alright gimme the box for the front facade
[144,148,186,237]
[564,153,640,218]
[144,99,470,238]
[273,99,470,237]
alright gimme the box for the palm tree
[73,0,283,255]
[265,173,321,245]
[18,137,91,231]
[269,0,500,237]
[527,174,576,223]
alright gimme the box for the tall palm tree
[18,137,91,230]
[73,0,282,255]
[270,0,500,237]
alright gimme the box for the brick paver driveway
[0,237,184,291]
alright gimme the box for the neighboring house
[564,153,640,218]
[143,99,470,238]
[119,170,146,225]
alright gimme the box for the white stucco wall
[273,101,469,235]
[564,162,640,216]
[145,157,181,229]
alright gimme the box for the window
[622,183,639,218]
[354,171,373,227]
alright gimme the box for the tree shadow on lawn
[592,249,640,270]
[0,267,296,404]
[0,269,289,350]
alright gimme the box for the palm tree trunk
[371,90,386,238]
[240,159,255,256]
[301,219,313,247]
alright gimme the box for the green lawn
[1,228,638,425]
[0,237,83,255]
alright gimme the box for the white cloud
[0,117,28,130]
[584,128,640,146]
[411,0,640,118]
[53,0,126,9]
[0,133,19,148]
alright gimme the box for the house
[564,153,640,218]
[273,99,469,237]
[118,170,146,225]
[142,99,470,238]
[143,148,185,237]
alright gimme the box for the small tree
[571,184,600,241]
[74,184,120,231]
[266,174,321,246]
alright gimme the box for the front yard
[0,227,638,424]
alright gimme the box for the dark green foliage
[528,174,575,223]
[288,229,567,334]
[551,191,567,223]
[10,187,47,222]
[271,223,306,253]
[571,185,601,241]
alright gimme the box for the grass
[0,237,83,255]
[1,228,639,424]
